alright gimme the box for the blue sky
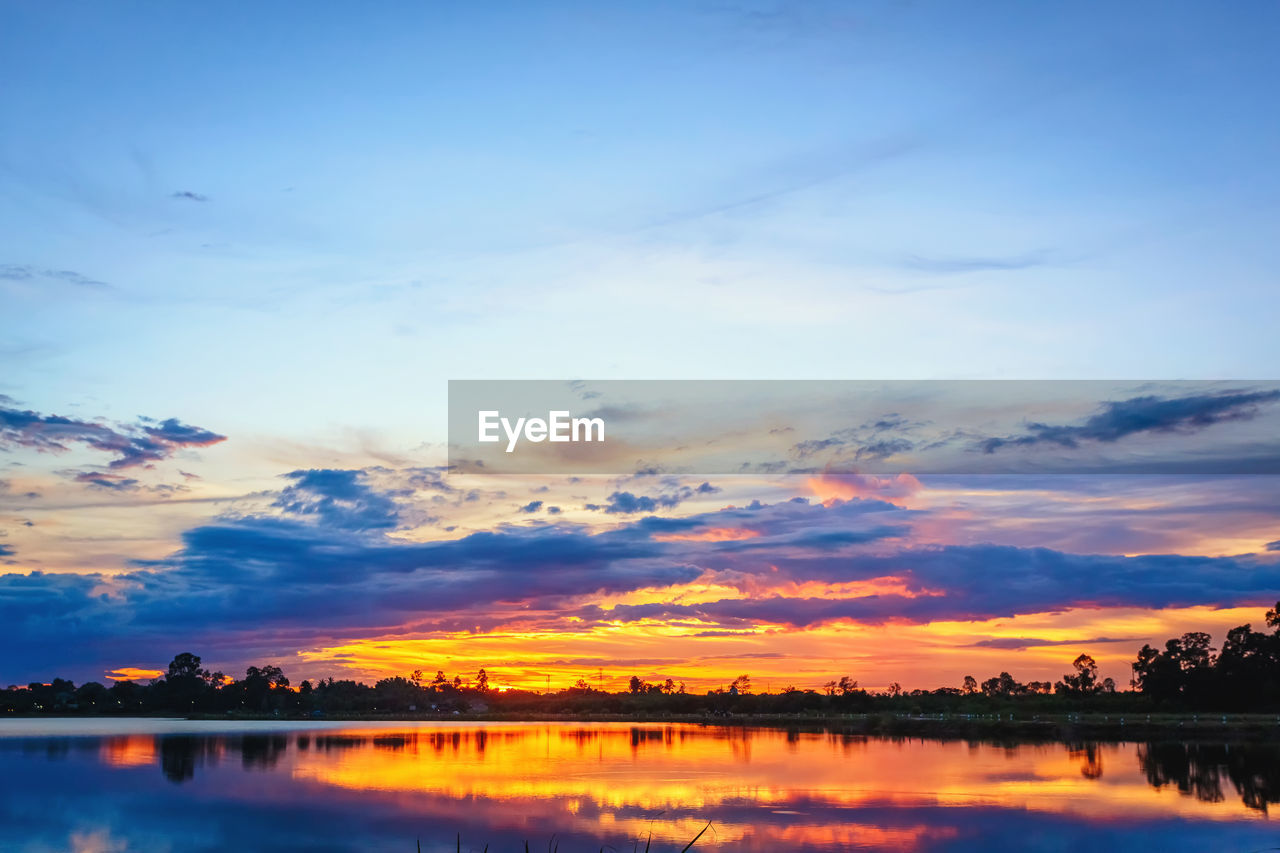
[2,2,1280,687]
[5,1,1280,438]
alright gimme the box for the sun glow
[293,601,1270,694]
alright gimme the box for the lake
[0,719,1275,852]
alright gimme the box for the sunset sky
[3,2,1280,691]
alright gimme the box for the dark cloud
[171,190,209,202]
[0,491,902,677]
[1266,540,1280,552]
[0,544,13,558]
[142,418,223,447]
[586,482,720,514]
[980,390,1280,453]
[520,500,544,513]
[73,471,141,492]
[404,466,457,494]
[854,437,915,461]
[0,399,226,471]
[3,473,1277,682]
[791,413,925,463]
[272,469,400,531]
[793,437,844,458]
[590,544,1280,630]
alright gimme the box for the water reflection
[1138,741,1280,813]
[0,722,1274,852]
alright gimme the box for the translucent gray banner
[447,380,1280,475]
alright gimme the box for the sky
[2,1,1279,691]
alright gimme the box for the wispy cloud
[0,397,226,471]
[585,482,720,514]
[72,471,141,492]
[0,263,111,290]
[979,390,1280,453]
[901,250,1052,274]
[968,636,1144,651]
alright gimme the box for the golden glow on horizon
[294,604,1269,693]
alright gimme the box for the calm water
[0,719,1276,852]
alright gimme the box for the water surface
[0,719,1275,852]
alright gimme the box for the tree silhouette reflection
[1138,742,1280,813]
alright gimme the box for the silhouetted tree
[1058,654,1100,695]
[982,672,1023,697]
[158,652,215,711]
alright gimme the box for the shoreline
[6,711,1280,742]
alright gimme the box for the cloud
[404,466,458,494]
[0,399,226,471]
[791,413,926,464]
[1267,540,1280,552]
[73,472,141,492]
[968,636,1144,651]
[105,666,163,682]
[3,475,1276,682]
[272,469,400,531]
[0,264,110,290]
[586,482,720,514]
[853,438,916,461]
[520,500,544,513]
[979,390,1280,453]
[901,251,1051,274]
[590,543,1280,630]
[793,437,844,458]
[0,544,13,558]
[808,471,922,504]
[171,190,209,202]
[0,491,900,676]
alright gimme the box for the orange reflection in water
[99,735,157,768]
[265,723,1270,849]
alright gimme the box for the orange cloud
[105,667,163,682]
[808,471,922,506]
[653,527,761,543]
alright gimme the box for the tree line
[4,602,1278,717]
